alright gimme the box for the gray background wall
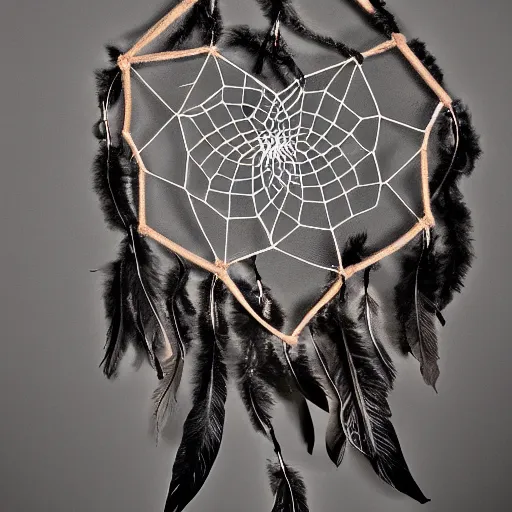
[0,1,510,511]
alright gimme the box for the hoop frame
[116,0,453,346]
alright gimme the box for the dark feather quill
[319,283,429,503]
[268,459,309,512]
[164,275,228,512]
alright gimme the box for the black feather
[267,460,309,512]
[318,284,429,503]
[309,320,347,467]
[227,26,305,86]
[151,256,194,438]
[256,0,363,62]
[100,229,168,379]
[365,0,400,38]
[408,39,445,86]
[231,279,315,455]
[434,190,474,310]
[395,232,443,389]
[100,258,131,378]
[428,100,481,310]
[283,342,329,413]
[359,267,396,387]
[165,0,223,49]
[95,46,122,109]
[164,275,228,512]
[342,234,396,386]
[92,142,138,231]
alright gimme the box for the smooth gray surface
[1,1,511,511]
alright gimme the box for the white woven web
[133,52,429,272]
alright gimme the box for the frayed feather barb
[164,275,228,512]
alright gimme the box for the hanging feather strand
[152,256,195,438]
[317,281,429,503]
[164,275,228,512]
[396,231,443,390]
[309,322,347,467]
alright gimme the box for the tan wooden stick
[356,0,377,14]
[130,46,214,65]
[392,34,452,107]
[362,39,397,59]
[125,0,200,58]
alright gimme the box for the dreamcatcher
[93,0,481,510]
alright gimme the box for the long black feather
[283,342,329,413]
[268,459,309,512]
[152,256,195,438]
[320,284,429,504]
[395,232,443,390]
[342,234,396,387]
[231,279,315,455]
[164,275,228,512]
[309,321,347,467]
[359,267,396,387]
[100,230,168,379]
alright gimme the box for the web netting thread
[132,52,430,272]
